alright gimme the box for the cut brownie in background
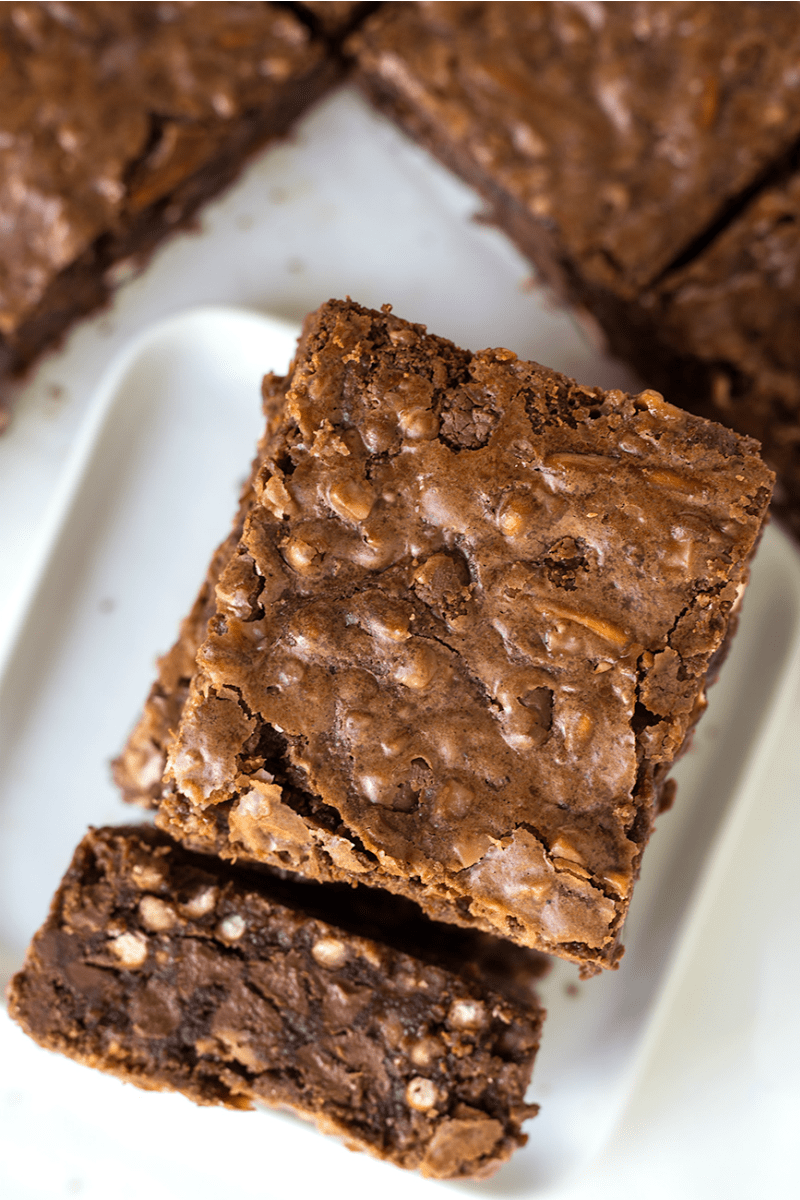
[0,1,340,410]
[349,1,800,533]
[351,2,800,300]
[8,826,544,1180]
[132,298,772,973]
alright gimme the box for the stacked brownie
[10,298,773,1174]
[115,298,772,973]
[349,0,800,536]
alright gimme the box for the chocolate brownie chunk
[349,2,800,531]
[8,826,543,1179]
[350,2,800,300]
[0,2,339,403]
[144,298,771,973]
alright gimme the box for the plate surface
[2,306,799,1200]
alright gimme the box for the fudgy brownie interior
[8,825,543,1179]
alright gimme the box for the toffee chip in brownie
[0,2,339,406]
[349,1,800,533]
[8,825,543,1180]
[129,298,772,973]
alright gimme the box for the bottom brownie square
[8,826,544,1180]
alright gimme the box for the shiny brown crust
[8,826,543,1179]
[0,2,339,384]
[145,298,772,972]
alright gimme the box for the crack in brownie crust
[8,826,543,1179]
[146,299,772,972]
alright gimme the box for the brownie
[0,1,339,405]
[133,298,772,973]
[8,825,543,1180]
[348,1,800,531]
[350,2,800,300]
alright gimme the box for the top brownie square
[155,299,772,972]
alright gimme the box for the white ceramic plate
[2,307,799,1200]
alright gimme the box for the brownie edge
[8,826,543,1180]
